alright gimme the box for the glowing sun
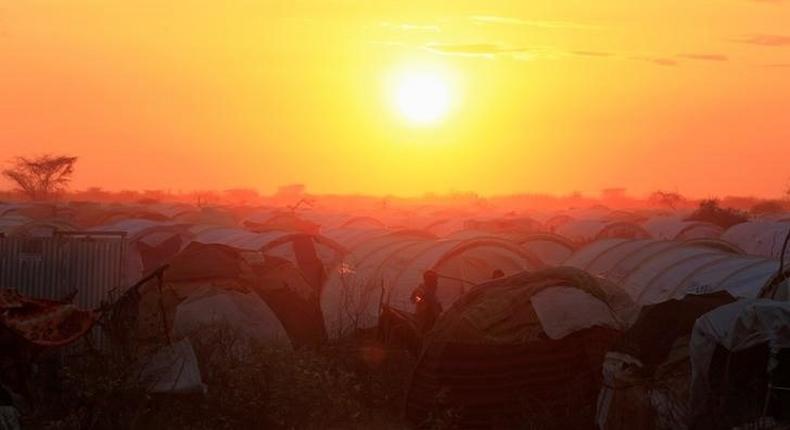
[393,72,451,125]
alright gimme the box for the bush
[687,199,749,229]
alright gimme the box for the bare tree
[2,154,78,200]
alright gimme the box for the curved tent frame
[321,235,545,336]
[721,221,790,260]
[556,219,651,245]
[565,239,779,306]
[644,216,723,241]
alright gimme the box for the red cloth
[0,289,97,347]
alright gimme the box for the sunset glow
[0,1,789,198]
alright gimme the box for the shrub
[687,199,749,229]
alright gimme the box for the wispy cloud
[424,43,527,57]
[470,15,598,30]
[677,53,729,61]
[734,33,790,46]
[764,63,790,67]
[379,22,440,33]
[571,50,614,57]
[630,56,679,66]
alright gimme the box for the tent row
[403,239,790,428]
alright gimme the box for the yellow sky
[1,0,789,197]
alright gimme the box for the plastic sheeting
[321,234,544,337]
[643,216,722,241]
[721,221,790,260]
[689,299,790,415]
[531,286,620,340]
[173,289,289,345]
[565,239,781,306]
[556,220,650,245]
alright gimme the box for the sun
[393,71,451,125]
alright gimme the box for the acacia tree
[2,154,78,200]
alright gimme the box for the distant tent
[556,220,651,245]
[643,216,723,241]
[462,216,543,236]
[4,219,77,237]
[242,211,320,234]
[514,233,577,266]
[447,230,576,267]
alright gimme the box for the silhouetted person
[491,269,505,279]
[410,270,443,333]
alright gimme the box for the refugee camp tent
[4,219,77,237]
[150,242,293,347]
[556,220,651,245]
[721,220,790,261]
[0,217,30,237]
[405,268,633,429]
[461,216,543,236]
[575,239,790,429]
[514,233,577,266]
[564,239,786,305]
[688,299,790,429]
[172,207,238,227]
[242,210,320,234]
[321,231,545,338]
[338,216,387,230]
[0,204,58,220]
[88,207,171,227]
[97,219,193,283]
[544,214,576,232]
[322,227,403,252]
[643,216,723,241]
[447,230,576,267]
[189,229,346,347]
[193,227,346,287]
[755,213,790,223]
[173,287,289,345]
[424,218,469,237]
[596,291,737,430]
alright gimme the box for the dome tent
[405,267,634,429]
[321,233,545,338]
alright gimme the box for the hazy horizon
[1,1,789,197]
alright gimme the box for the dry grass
[22,324,415,430]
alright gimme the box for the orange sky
[1,1,789,198]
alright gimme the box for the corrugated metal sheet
[0,233,127,309]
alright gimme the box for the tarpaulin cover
[689,299,790,416]
[595,291,736,430]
